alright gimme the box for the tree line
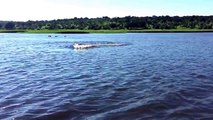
[0,16,213,30]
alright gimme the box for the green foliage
[1,29,213,34]
[5,22,15,30]
[2,16,213,30]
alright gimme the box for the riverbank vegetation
[0,16,212,33]
[1,29,213,34]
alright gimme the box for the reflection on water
[0,33,213,120]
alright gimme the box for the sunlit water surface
[0,33,213,120]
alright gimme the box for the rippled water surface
[0,33,213,120]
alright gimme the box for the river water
[0,33,213,120]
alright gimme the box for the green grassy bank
[0,29,213,34]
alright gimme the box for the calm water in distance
[0,33,213,120]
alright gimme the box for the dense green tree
[4,16,213,30]
[5,22,15,30]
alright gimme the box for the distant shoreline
[0,29,213,34]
